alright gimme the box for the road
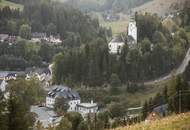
[144,48,190,85]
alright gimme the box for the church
[108,17,137,54]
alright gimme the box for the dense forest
[53,10,190,86]
[56,0,153,13]
[2,0,111,42]
[0,0,111,70]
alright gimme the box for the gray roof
[6,73,17,78]
[48,85,80,100]
[77,103,97,109]
[153,104,168,116]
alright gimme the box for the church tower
[128,17,137,43]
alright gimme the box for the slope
[0,0,23,10]
[113,113,190,130]
[132,0,186,17]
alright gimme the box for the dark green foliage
[142,101,148,119]
[110,73,121,95]
[8,79,46,108]
[0,97,7,130]
[65,112,83,130]
[108,103,126,118]
[53,24,188,86]
[19,24,31,40]
[8,94,29,130]
[181,0,190,27]
[0,39,64,70]
[0,79,43,130]
[168,76,190,113]
[56,117,72,130]
[77,121,89,130]
[54,97,69,115]
[7,80,40,130]
[97,111,111,129]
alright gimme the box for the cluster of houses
[31,85,98,128]
[0,34,17,44]
[31,32,62,45]
[108,17,138,54]
[46,85,98,116]
[0,32,62,45]
[0,67,98,128]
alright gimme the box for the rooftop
[77,102,97,108]
[47,85,80,100]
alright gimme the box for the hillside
[133,0,186,17]
[0,0,23,9]
[113,113,190,130]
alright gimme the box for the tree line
[0,0,111,44]
[142,75,190,119]
[52,12,190,86]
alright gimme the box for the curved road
[144,48,190,85]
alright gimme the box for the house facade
[76,101,98,117]
[46,85,80,112]
[108,37,125,54]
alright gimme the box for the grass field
[0,0,23,10]
[113,113,190,130]
[93,12,129,36]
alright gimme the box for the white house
[0,34,9,42]
[0,79,7,92]
[108,37,125,54]
[76,100,98,118]
[4,73,17,81]
[46,85,81,112]
[128,19,137,43]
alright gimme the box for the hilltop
[133,0,186,17]
[0,0,23,10]
[113,113,190,130]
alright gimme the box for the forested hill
[1,0,111,43]
[0,0,112,70]
[54,0,153,12]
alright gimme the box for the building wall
[68,99,81,112]
[108,42,125,54]
[46,97,80,111]
[77,106,98,117]
[0,80,7,92]
[128,21,137,42]
[46,97,55,108]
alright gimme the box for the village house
[25,68,52,87]
[31,32,62,44]
[108,36,125,54]
[4,73,17,81]
[76,101,98,118]
[0,34,9,42]
[46,85,98,117]
[46,85,81,111]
